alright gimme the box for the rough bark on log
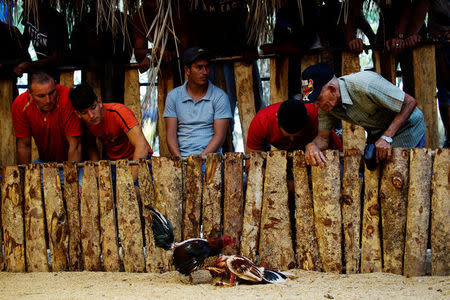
[62,162,82,271]
[183,155,203,240]
[0,79,16,166]
[223,153,244,255]
[404,148,432,277]
[116,160,145,272]
[157,66,174,157]
[59,72,73,89]
[241,152,265,262]
[259,151,296,270]
[292,150,322,271]
[80,161,101,271]
[1,166,25,271]
[361,166,382,273]
[430,148,449,276]
[98,161,120,272]
[24,164,48,272]
[311,150,342,273]
[270,57,289,104]
[341,152,362,274]
[380,148,409,274]
[42,163,68,271]
[124,68,142,124]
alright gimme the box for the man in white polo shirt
[164,47,232,157]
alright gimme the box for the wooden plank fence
[0,149,448,276]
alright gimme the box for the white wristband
[380,135,393,143]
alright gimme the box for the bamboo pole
[404,148,432,277]
[24,164,48,272]
[311,150,342,273]
[380,148,409,275]
[292,151,322,271]
[1,166,25,271]
[98,161,120,272]
[116,159,145,272]
[183,155,203,240]
[157,66,174,157]
[62,162,82,271]
[124,68,142,124]
[241,152,265,262]
[269,57,289,104]
[259,150,296,270]
[0,79,16,167]
[430,148,449,276]
[60,71,74,89]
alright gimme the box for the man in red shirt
[246,98,341,153]
[68,84,152,181]
[12,71,82,164]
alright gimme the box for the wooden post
[380,148,409,274]
[223,152,244,255]
[24,164,48,272]
[202,153,223,239]
[157,66,174,157]
[62,162,82,271]
[269,57,289,104]
[374,51,396,84]
[413,45,438,148]
[124,68,142,124]
[404,148,432,277]
[183,155,203,240]
[430,148,449,276]
[1,166,25,271]
[80,161,101,271]
[292,150,322,271]
[241,152,265,262]
[60,71,74,89]
[42,163,68,271]
[311,150,342,273]
[361,165,382,273]
[85,71,102,99]
[259,151,296,270]
[116,159,145,272]
[98,161,120,272]
[214,63,233,153]
[341,151,362,274]
[0,79,16,167]
[301,54,319,73]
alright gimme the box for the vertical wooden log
[430,148,450,276]
[341,152,362,274]
[202,153,223,239]
[234,62,256,147]
[300,54,319,73]
[116,160,145,272]
[1,166,25,271]
[269,57,289,104]
[413,45,438,148]
[0,79,16,167]
[24,164,48,272]
[124,68,142,125]
[157,66,174,157]
[42,163,68,271]
[373,50,382,75]
[152,156,183,271]
[31,139,39,162]
[259,151,296,270]
[80,161,101,271]
[60,71,74,89]
[376,51,396,84]
[85,71,102,99]
[380,148,409,274]
[241,152,265,262]
[214,63,233,153]
[62,162,82,271]
[183,155,203,239]
[98,161,120,272]
[361,166,382,273]
[223,152,244,255]
[404,148,432,277]
[311,150,342,273]
[292,151,322,271]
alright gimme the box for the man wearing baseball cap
[302,62,426,167]
[163,46,232,157]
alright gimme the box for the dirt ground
[0,269,448,300]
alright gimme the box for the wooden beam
[85,71,102,99]
[213,63,233,153]
[124,68,142,125]
[0,79,16,167]
[301,54,319,73]
[157,66,174,157]
[60,71,74,89]
[269,57,289,104]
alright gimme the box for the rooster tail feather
[148,207,175,250]
[263,270,287,284]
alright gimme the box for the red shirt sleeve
[246,112,267,151]
[11,93,31,138]
[115,104,139,134]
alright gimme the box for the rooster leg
[189,274,193,284]
[228,273,236,287]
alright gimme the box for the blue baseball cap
[182,46,210,66]
[301,62,335,102]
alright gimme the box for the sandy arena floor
[0,269,448,299]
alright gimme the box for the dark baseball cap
[182,47,210,66]
[301,62,335,102]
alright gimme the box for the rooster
[204,255,291,287]
[149,207,234,276]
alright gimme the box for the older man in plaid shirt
[302,62,426,167]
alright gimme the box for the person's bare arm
[66,135,82,162]
[165,117,181,157]
[126,125,151,181]
[85,131,100,162]
[14,50,62,77]
[200,119,229,155]
[16,136,32,165]
[304,130,331,168]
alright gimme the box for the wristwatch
[397,33,404,39]
[380,135,393,143]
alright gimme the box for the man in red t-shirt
[68,84,152,181]
[12,71,82,164]
[246,99,342,153]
